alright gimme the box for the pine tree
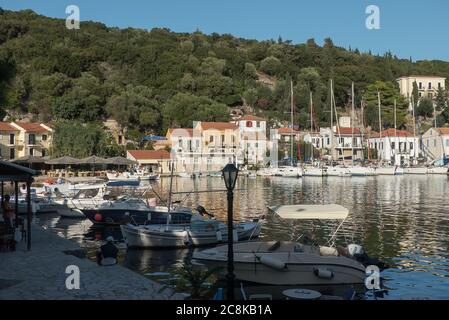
[435,87,447,111]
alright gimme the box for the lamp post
[222,163,239,301]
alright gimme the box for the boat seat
[319,246,339,256]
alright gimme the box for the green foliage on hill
[1,8,449,136]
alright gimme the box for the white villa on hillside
[397,75,446,111]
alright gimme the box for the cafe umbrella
[77,156,111,176]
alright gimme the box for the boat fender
[233,229,239,242]
[313,268,334,279]
[183,231,190,245]
[94,213,102,222]
[257,255,286,270]
[147,213,152,221]
[216,231,223,242]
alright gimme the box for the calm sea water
[37,175,449,300]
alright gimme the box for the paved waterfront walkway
[0,225,181,300]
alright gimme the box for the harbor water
[36,175,449,300]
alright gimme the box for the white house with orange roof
[0,122,20,160]
[234,115,267,166]
[126,150,171,175]
[368,128,418,165]
[10,122,53,158]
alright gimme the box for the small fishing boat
[193,204,386,286]
[120,217,261,248]
[106,171,140,182]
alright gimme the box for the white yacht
[374,166,396,175]
[403,166,427,175]
[348,166,376,176]
[303,166,326,177]
[326,166,351,177]
[273,166,303,178]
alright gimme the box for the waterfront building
[422,128,449,162]
[368,129,418,165]
[330,127,364,161]
[10,122,53,158]
[126,150,171,175]
[271,127,301,160]
[397,75,446,111]
[303,132,323,149]
[234,115,267,166]
[0,122,21,160]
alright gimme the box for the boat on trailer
[193,204,386,286]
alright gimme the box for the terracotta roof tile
[0,122,19,131]
[200,122,237,130]
[127,150,171,160]
[14,122,50,133]
[239,115,266,121]
[370,128,414,138]
[277,127,300,135]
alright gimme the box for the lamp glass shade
[222,163,239,191]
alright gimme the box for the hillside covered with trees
[1,8,449,144]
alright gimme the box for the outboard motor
[347,244,389,271]
[196,205,214,218]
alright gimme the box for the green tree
[435,87,447,111]
[364,81,408,130]
[416,98,434,119]
[260,56,281,76]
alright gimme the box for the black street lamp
[222,163,239,301]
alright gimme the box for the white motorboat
[303,166,326,177]
[427,166,448,174]
[349,166,376,176]
[50,183,110,210]
[403,166,427,175]
[178,172,192,178]
[374,166,396,175]
[326,166,351,177]
[107,171,140,182]
[193,204,385,286]
[120,218,261,248]
[395,167,404,175]
[273,166,302,178]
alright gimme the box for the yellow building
[0,122,21,160]
[10,122,53,158]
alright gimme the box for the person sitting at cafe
[1,194,15,229]
[96,236,118,266]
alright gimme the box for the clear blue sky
[1,0,448,61]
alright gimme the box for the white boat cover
[268,204,349,220]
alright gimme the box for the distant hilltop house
[396,75,446,111]
[103,119,127,146]
[0,121,53,160]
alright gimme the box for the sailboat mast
[310,91,314,163]
[290,80,294,165]
[351,82,355,166]
[378,92,383,163]
[394,99,397,165]
[330,79,334,161]
[165,160,175,229]
[411,94,417,162]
